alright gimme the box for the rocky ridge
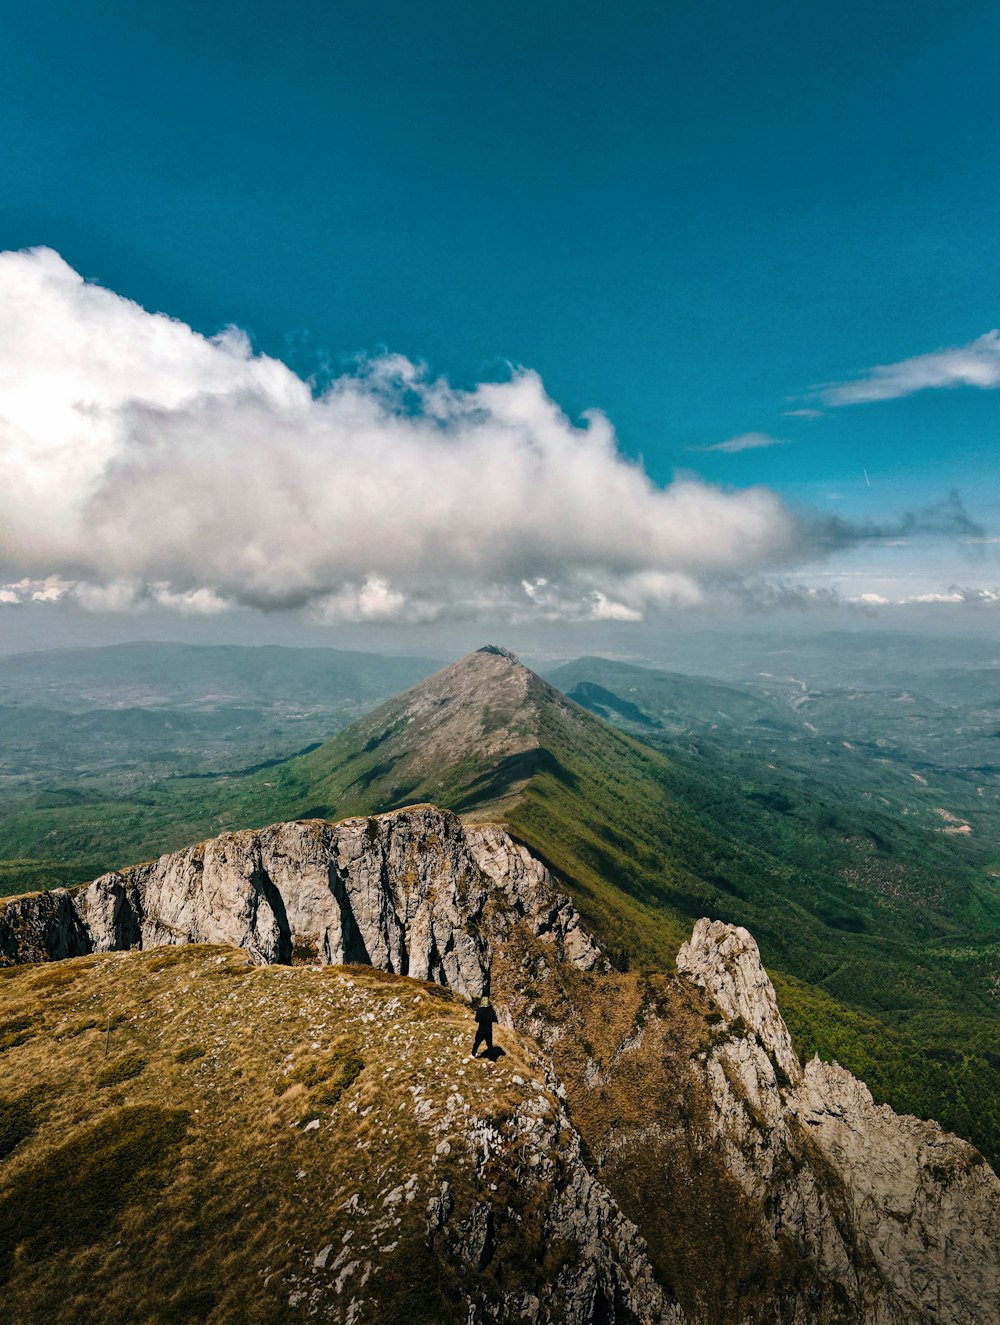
[677,919,1000,1324]
[1,811,998,1323]
[0,806,602,993]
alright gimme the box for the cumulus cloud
[692,432,788,454]
[819,330,1000,406]
[1,248,992,626]
[0,247,811,623]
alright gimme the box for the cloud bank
[0,247,815,623]
[805,490,986,553]
[820,330,1000,406]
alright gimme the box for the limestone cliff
[1,812,997,1323]
[676,918,1000,1324]
[0,806,602,994]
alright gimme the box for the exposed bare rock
[438,1072,685,1324]
[677,917,1000,1325]
[796,1056,1000,1323]
[0,807,601,998]
[0,887,90,964]
[677,917,800,1083]
[466,823,602,972]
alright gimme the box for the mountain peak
[475,644,521,663]
[266,642,594,826]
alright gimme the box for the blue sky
[1,0,999,644]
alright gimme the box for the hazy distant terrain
[545,648,1000,850]
[0,643,439,807]
[638,628,1000,692]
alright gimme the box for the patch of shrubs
[276,1040,365,1109]
[175,1045,205,1064]
[0,1088,45,1160]
[97,1053,147,1087]
[0,1014,34,1053]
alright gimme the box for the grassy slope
[548,655,1000,856]
[539,658,1000,1163]
[0,945,566,1325]
[1,650,998,1164]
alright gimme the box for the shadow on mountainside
[451,747,578,813]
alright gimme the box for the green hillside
[1,646,998,1164]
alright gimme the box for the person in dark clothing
[471,997,498,1057]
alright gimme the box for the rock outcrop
[0,944,682,1325]
[677,918,1000,1324]
[0,887,90,965]
[3,819,997,1323]
[430,1067,685,1325]
[0,806,602,998]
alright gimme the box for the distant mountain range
[0,641,439,810]
[0,640,441,707]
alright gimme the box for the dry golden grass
[0,945,550,1325]
[488,934,837,1325]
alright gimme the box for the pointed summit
[233,643,696,973]
[475,644,521,663]
[283,644,584,823]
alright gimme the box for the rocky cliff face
[1,813,997,1324]
[0,806,602,997]
[677,918,1000,1325]
[0,887,90,965]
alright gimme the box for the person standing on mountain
[471,996,498,1058]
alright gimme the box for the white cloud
[693,431,788,454]
[0,247,808,624]
[819,330,1000,405]
[589,592,644,622]
[843,586,1000,608]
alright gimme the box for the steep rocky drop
[0,810,997,1323]
[0,805,601,993]
[677,919,1000,1324]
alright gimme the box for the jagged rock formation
[0,806,602,996]
[0,887,90,964]
[677,918,1000,1324]
[431,1076,684,1325]
[1,816,997,1323]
